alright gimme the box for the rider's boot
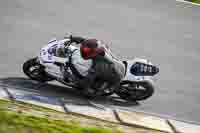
[78,68,97,98]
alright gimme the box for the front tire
[116,80,154,101]
[23,57,54,82]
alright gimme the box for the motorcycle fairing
[122,58,156,82]
[130,62,159,76]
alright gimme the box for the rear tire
[116,80,154,101]
[23,57,54,82]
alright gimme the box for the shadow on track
[0,77,139,110]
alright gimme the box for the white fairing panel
[39,39,75,78]
[122,58,153,82]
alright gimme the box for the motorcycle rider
[40,35,125,97]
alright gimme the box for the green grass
[189,0,200,4]
[0,100,59,112]
[0,110,122,133]
[0,99,161,133]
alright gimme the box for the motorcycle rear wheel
[116,81,154,101]
[23,57,54,82]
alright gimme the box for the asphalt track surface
[1,0,200,123]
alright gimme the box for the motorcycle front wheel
[23,57,54,82]
[116,80,154,101]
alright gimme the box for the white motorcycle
[23,38,159,101]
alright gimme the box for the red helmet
[80,39,105,59]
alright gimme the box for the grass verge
[0,108,122,133]
[191,0,200,4]
[185,0,200,4]
[0,99,162,133]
